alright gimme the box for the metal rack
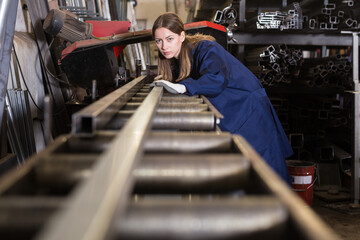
[228,0,360,204]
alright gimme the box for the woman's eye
[155,40,161,44]
[167,37,173,41]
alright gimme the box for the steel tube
[0,0,18,137]
[0,0,12,42]
[156,103,208,112]
[108,112,216,130]
[116,197,288,240]
[35,153,249,193]
[123,102,208,112]
[145,132,232,153]
[152,112,215,130]
[161,96,204,103]
[134,153,250,193]
[131,96,204,104]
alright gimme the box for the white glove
[150,80,186,94]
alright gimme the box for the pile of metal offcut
[245,44,303,86]
[298,55,353,88]
[256,1,359,31]
[307,1,359,30]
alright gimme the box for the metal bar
[15,90,30,158]
[0,0,12,42]
[342,31,360,204]
[72,76,146,136]
[0,0,18,138]
[44,96,52,146]
[5,94,25,164]
[37,86,163,240]
[238,0,246,30]
[23,90,37,154]
[352,33,359,84]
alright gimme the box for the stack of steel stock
[270,93,351,171]
[252,1,359,31]
[307,1,359,30]
[256,2,303,31]
[298,55,353,88]
[5,89,36,164]
[245,44,303,86]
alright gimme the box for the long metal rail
[0,76,340,240]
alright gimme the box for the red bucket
[287,160,316,205]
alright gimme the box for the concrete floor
[311,196,360,240]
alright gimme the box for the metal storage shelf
[230,32,354,46]
[223,1,360,204]
[228,25,360,204]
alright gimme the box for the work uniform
[179,40,293,184]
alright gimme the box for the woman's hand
[150,80,186,94]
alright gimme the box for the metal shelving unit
[231,32,355,46]
[227,0,360,205]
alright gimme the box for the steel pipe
[156,103,208,112]
[134,153,250,193]
[123,102,208,112]
[108,112,216,130]
[145,132,232,153]
[152,112,215,130]
[115,197,289,240]
[132,96,204,104]
[35,153,249,193]
[161,96,204,103]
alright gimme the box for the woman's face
[154,27,185,59]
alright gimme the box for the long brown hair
[152,12,215,82]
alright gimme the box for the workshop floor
[311,196,360,240]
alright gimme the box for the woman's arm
[180,42,229,97]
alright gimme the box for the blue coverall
[180,40,293,184]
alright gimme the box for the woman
[151,12,293,184]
